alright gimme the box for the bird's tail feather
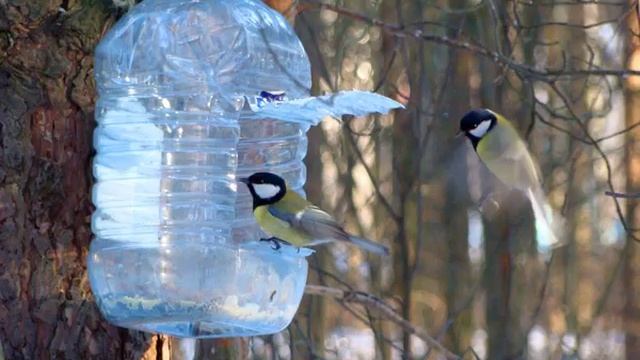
[348,236,390,256]
[527,188,566,253]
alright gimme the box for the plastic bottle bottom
[104,301,285,338]
[88,238,309,338]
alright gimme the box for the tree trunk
[624,6,640,356]
[441,4,473,352]
[0,1,254,358]
[483,190,535,360]
[0,0,161,358]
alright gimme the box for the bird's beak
[238,177,249,185]
[455,130,464,139]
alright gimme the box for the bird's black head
[459,109,497,149]
[239,172,287,208]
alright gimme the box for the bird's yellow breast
[253,205,312,246]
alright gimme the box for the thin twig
[548,83,639,242]
[345,119,402,223]
[605,191,640,198]
[300,0,640,80]
[304,285,462,360]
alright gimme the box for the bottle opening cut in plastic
[88,0,403,338]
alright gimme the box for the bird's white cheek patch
[253,184,280,199]
[469,119,492,138]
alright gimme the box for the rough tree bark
[0,0,160,358]
[0,1,274,358]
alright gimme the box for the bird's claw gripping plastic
[260,237,283,250]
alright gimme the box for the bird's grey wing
[511,138,541,183]
[268,204,390,255]
[483,137,541,191]
[267,205,350,242]
[494,155,537,187]
[480,123,541,187]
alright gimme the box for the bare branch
[605,191,640,198]
[304,285,462,360]
[301,0,640,81]
[547,82,639,242]
[517,0,627,6]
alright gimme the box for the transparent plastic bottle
[89,0,312,338]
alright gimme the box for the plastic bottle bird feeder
[88,0,402,338]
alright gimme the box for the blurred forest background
[2,0,640,359]
[276,0,638,359]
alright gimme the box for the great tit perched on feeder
[458,108,563,249]
[239,172,390,256]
